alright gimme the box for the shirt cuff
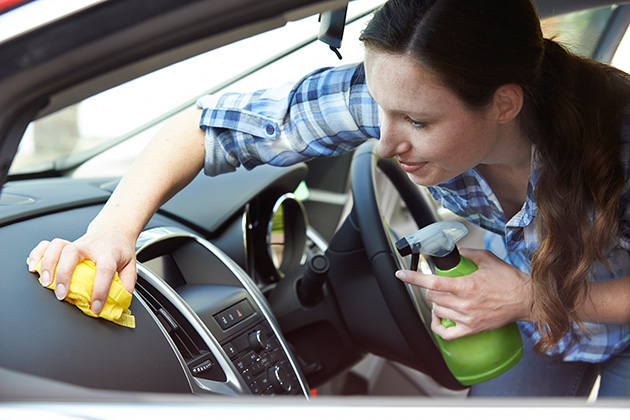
[197,96,239,177]
[203,127,238,177]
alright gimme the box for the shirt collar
[430,145,539,233]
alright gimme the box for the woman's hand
[26,108,207,315]
[396,248,532,340]
[28,228,137,315]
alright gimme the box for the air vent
[135,280,227,382]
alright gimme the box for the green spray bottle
[396,221,523,386]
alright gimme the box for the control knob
[268,365,292,394]
[248,330,267,352]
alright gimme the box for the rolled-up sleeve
[197,62,380,176]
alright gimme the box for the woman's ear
[493,84,524,124]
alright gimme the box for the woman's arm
[28,108,206,313]
[578,275,630,323]
[396,247,630,340]
[29,63,379,315]
[395,248,532,340]
[197,63,379,174]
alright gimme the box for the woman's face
[364,50,502,186]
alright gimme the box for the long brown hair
[361,0,629,352]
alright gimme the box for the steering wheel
[325,140,465,390]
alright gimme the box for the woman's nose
[377,113,409,159]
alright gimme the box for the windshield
[8,2,617,178]
[9,0,385,177]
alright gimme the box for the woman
[360,0,630,397]
[29,0,630,397]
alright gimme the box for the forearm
[88,108,205,242]
[578,275,630,323]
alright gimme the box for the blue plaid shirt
[197,62,630,363]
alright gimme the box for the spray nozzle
[396,221,468,271]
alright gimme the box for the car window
[9,2,620,178]
[71,3,381,178]
[9,0,385,177]
[611,13,630,72]
[540,5,614,57]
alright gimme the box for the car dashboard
[135,226,308,396]
[0,162,315,398]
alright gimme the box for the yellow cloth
[33,259,135,328]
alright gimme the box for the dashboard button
[222,342,238,359]
[213,300,254,330]
[241,368,254,384]
[249,380,262,394]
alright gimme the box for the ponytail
[527,39,628,351]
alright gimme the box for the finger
[431,309,468,341]
[396,269,438,289]
[39,238,71,291]
[396,269,460,294]
[90,257,118,314]
[430,310,453,339]
[54,242,82,300]
[432,303,464,326]
[424,287,459,308]
[117,260,137,294]
[28,240,51,272]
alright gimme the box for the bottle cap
[397,221,468,258]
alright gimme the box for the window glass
[10,0,385,176]
[541,6,614,57]
[12,2,620,177]
[612,19,630,72]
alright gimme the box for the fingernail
[91,300,103,314]
[40,270,52,287]
[28,259,36,272]
[395,270,406,280]
[55,283,67,300]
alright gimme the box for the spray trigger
[395,221,468,271]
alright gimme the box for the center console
[135,227,309,397]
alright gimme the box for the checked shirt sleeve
[196,62,380,176]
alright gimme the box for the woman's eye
[405,116,426,128]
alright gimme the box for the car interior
[0,0,629,411]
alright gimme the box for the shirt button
[265,124,275,136]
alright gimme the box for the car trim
[135,259,245,396]
[593,4,630,62]
[136,226,311,398]
[0,0,107,43]
[131,269,197,393]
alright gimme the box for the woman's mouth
[397,160,427,173]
